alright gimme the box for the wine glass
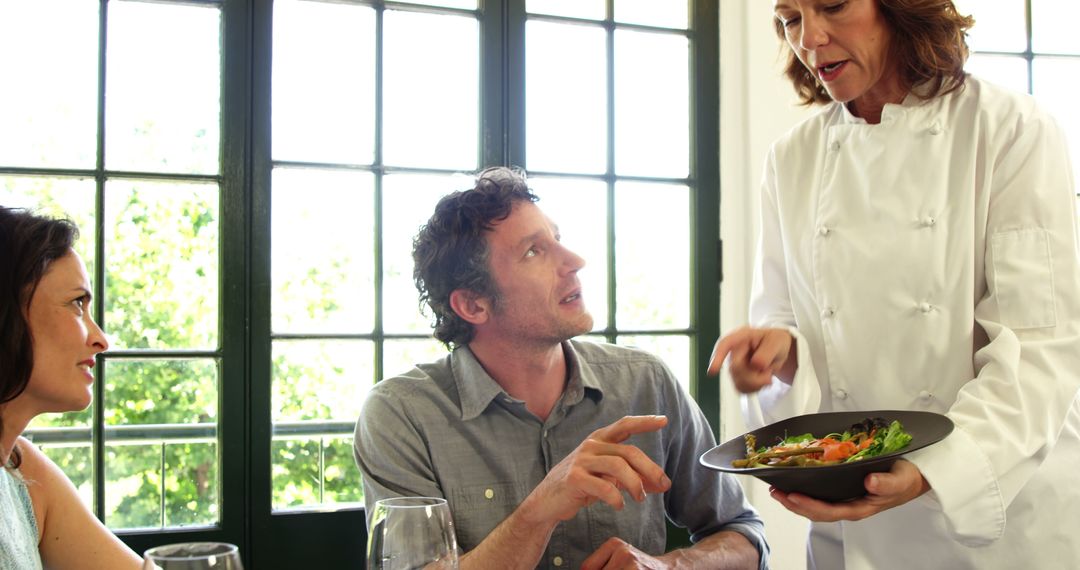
[143,542,244,570]
[366,496,459,570]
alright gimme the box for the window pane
[614,30,689,178]
[614,181,689,329]
[526,0,604,20]
[614,0,687,29]
[396,0,477,8]
[382,173,473,334]
[965,54,1029,94]
[271,168,374,334]
[529,176,609,330]
[1032,0,1080,54]
[272,438,320,509]
[271,435,362,510]
[105,360,219,426]
[0,176,97,267]
[272,1,375,165]
[384,338,449,379]
[104,180,219,350]
[323,437,363,505]
[1032,57,1080,182]
[526,21,606,174]
[102,360,220,527]
[106,1,221,175]
[164,442,219,527]
[272,340,374,423]
[954,0,1026,53]
[0,0,98,168]
[617,334,691,391]
[104,443,162,529]
[383,11,478,170]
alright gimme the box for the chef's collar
[838,77,946,125]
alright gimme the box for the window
[957,0,1080,208]
[2,0,718,566]
[1,0,237,541]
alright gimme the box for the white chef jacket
[743,75,1080,569]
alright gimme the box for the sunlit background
[1,0,1077,564]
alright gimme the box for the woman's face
[24,249,109,414]
[774,0,900,108]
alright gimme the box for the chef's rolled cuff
[907,424,1007,547]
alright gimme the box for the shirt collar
[452,340,604,421]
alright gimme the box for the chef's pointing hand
[708,326,797,393]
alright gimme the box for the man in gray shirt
[354,167,768,569]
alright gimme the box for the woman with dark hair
[1,207,141,568]
[709,1,1080,568]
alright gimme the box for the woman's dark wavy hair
[0,206,79,469]
[412,167,538,349]
[775,0,975,105]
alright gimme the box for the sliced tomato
[821,440,858,461]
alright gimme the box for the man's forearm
[458,500,559,570]
[660,530,760,570]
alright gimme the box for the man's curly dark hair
[412,167,538,348]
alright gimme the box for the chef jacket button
[830,140,841,152]
[919,390,933,401]
[921,216,936,227]
[919,302,933,313]
[553,556,564,567]
[821,307,835,318]
[929,121,943,135]
[484,488,494,499]
[818,226,831,236]
[833,388,848,400]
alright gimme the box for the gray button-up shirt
[354,339,768,569]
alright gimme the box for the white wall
[718,2,815,569]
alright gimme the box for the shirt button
[818,226,831,236]
[484,488,494,500]
[919,302,933,314]
[833,388,848,400]
[921,216,936,227]
[830,140,841,152]
[919,390,933,401]
[821,307,835,319]
[929,121,943,135]
[553,556,564,567]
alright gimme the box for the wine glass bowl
[143,542,243,570]
[367,496,459,570]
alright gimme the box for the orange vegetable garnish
[821,440,859,461]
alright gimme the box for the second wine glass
[143,542,243,569]
[366,496,459,570]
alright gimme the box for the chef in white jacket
[709,1,1080,569]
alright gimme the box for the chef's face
[774,0,900,109]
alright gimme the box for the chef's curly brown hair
[775,0,975,105]
[412,167,538,349]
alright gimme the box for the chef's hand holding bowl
[708,327,931,522]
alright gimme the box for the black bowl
[700,410,954,502]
